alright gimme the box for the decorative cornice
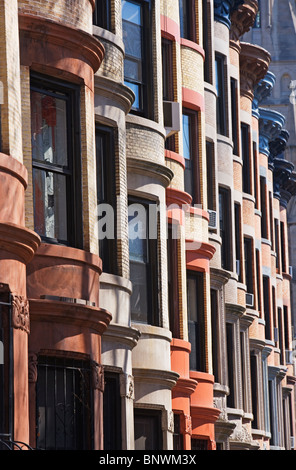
[252,71,276,118]
[258,107,285,157]
[214,0,244,29]
[0,222,40,265]
[127,157,174,188]
[230,0,258,47]
[239,42,271,100]
[19,13,105,73]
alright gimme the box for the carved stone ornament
[28,353,38,383]
[161,410,175,433]
[11,294,30,334]
[232,424,252,443]
[184,414,192,435]
[91,362,104,392]
[120,373,135,400]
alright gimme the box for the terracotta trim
[29,298,112,335]
[173,377,198,396]
[160,14,180,42]
[165,149,185,168]
[19,14,105,89]
[0,153,28,189]
[186,241,216,273]
[166,187,192,207]
[180,38,205,60]
[171,337,191,352]
[189,206,210,221]
[182,87,205,112]
[34,243,103,273]
[190,405,221,423]
[0,222,40,264]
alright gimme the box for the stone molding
[230,0,258,50]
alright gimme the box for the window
[191,438,208,450]
[134,409,162,450]
[0,292,11,444]
[36,356,93,450]
[256,249,262,314]
[128,197,159,325]
[274,218,280,270]
[122,0,151,117]
[231,78,239,155]
[211,289,219,381]
[203,0,211,83]
[215,54,227,136]
[179,0,196,42]
[219,187,232,271]
[167,224,180,338]
[162,38,174,102]
[96,125,117,274]
[260,177,268,239]
[269,192,274,249]
[93,0,111,30]
[206,140,215,211]
[182,109,200,204]
[187,271,206,372]
[263,276,271,340]
[173,414,183,450]
[30,74,82,248]
[226,322,235,408]
[235,203,242,281]
[278,308,284,364]
[250,352,259,429]
[244,237,254,295]
[253,142,258,208]
[241,123,251,194]
[280,222,286,273]
[103,372,122,450]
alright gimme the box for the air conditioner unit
[236,260,240,277]
[290,436,295,449]
[163,101,180,138]
[208,210,217,230]
[246,292,254,308]
[274,327,279,343]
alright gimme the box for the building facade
[0,0,295,451]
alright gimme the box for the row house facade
[0,0,295,451]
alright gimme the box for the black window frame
[30,72,83,249]
[219,186,232,271]
[241,122,251,195]
[215,53,228,137]
[234,202,242,281]
[244,236,254,295]
[93,0,111,30]
[260,176,268,239]
[95,124,117,275]
[162,37,174,102]
[182,108,201,204]
[179,0,197,42]
[122,0,153,118]
[103,371,122,450]
[206,140,215,211]
[263,275,272,340]
[128,196,159,326]
[134,408,163,450]
[167,223,180,338]
[187,270,206,372]
[231,78,239,156]
[35,355,94,450]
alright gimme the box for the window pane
[33,169,68,242]
[124,58,142,82]
[183,113,191,160]
[122,1,141,24]
[122,20,142,59]
[130,261,149,322]
[31,91,68,168]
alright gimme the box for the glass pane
[31,91,68,167]
[125,81,140,110]
[182,114,191,160]
[124,58,142,82]
[128,206,148,262]
[122,1,141,25]
[33,169,68,242]
[122,20,142,59]
[130,262,148,322]
[187,277,198,322]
